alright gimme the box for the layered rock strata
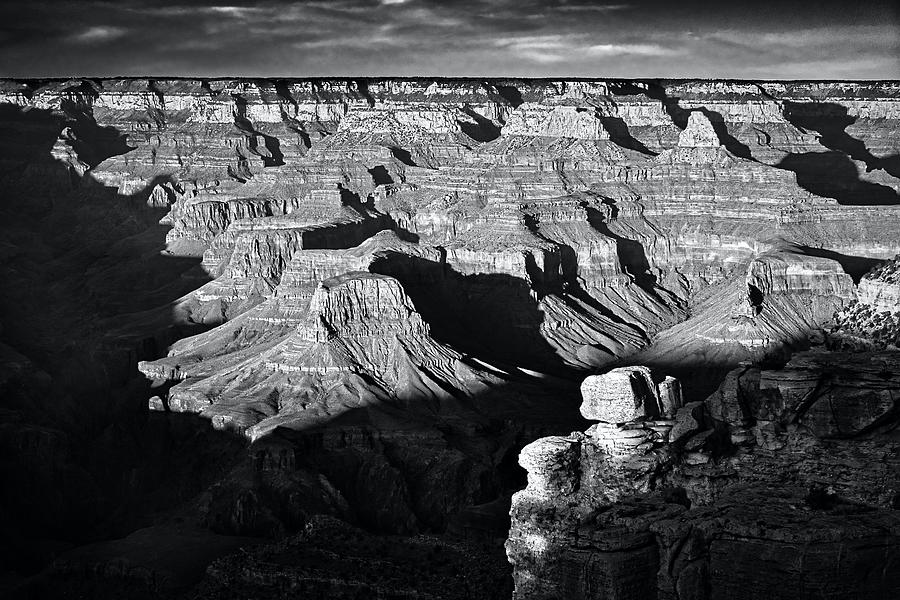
[2,77,900,596]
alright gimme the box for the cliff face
[831,254,900,349]
[1,77,899,597]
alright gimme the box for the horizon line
[3,75,900,83]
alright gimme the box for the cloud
[585,43,678,56]
[491,34,575,63]
[555,3,632,12]
[205,6,264,18]
[0,0,896,78]
[703,25,898,50]
[68,25,128,43]
[492,34,679,64]
[494,34,575,50]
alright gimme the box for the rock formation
[509,362,900,599]
[579,366,676,423]
[0,77,899,597]
[831,254,900,349]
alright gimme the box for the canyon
[0,77,898,598]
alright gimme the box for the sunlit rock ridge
[0,77,899,598]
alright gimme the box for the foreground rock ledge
[507,365,900,600]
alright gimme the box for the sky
[0,0,897,79]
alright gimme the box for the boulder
[580,366,661,423]
[518,435,582,497]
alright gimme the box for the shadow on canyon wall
[777,149,900,206]
[584,204,659,294]
[782,101,900,179]
[599,115,658,156]
[794,245,885,284]
[371,252,570,375]
[459,105,502,143]
[232,93,286,168]
[0,103,252,587]
[607,82,900,206]
[492,84,524,109]
[389,145,418,167]
[484,81,657,156]
[636,82,756,160]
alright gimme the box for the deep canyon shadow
[0,103,252,595]
[775,100,899,205]
[782,100,900,179]
[776,151,900,205]
[371,253,570,375]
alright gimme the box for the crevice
[354,78,376,108]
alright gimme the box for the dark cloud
[0,0,896,78]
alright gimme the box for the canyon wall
[1,77,899,597]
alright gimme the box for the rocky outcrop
[146,266,557,440]
[503,103,612,140]
[657,110,734,166]
[831,254,900,349]
[579,366,678,423]
[138,266,584,537]
[508,360,900,599]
